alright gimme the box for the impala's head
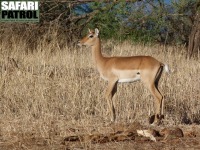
[78,28,99,47]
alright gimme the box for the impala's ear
[88,28,92,33]
[95,28,99,36]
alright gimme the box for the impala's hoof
[149,114,164,125]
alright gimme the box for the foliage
[0,0,199,56]
[77,0,199,46]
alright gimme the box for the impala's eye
[89,35,94,38]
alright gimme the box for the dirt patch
[62,122,199,149]
[0,122,199,149]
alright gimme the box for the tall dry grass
[0,32,199,147]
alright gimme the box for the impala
[78,28,170,125]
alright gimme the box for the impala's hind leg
[149,84,163,124]
[155,66,164,116]
[142,66,164,125]
[150,66,164,125]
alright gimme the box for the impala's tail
[163,64,170,74]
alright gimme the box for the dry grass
[0,34,199,149]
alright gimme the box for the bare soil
[0,122,200,150]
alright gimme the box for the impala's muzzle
[77,40,87,47]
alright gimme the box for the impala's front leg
[105,79,118,122]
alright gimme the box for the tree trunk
[187,11,200,58]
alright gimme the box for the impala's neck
[91,38,105,68]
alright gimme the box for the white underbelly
[100,69,141,82]
[118,76,140,83]
[111,68,141,83]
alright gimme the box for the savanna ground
[0,34,200,149]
